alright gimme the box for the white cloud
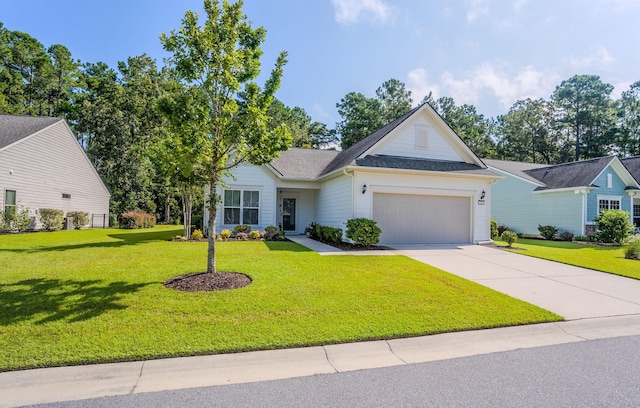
[465,0,490,23]
[408,63,560,113]
[569,46,616,70]
[331,0,396,24]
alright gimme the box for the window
[62,193,71,199]
[599,198,620,214]
[223,189,259,225]
[634,204,640,227]
[4,190,16,219]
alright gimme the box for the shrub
[497,224,510,236]
[595,209,633,245]
[235,232,248,240]
[39,208,64,231]
[558,231,574,242]
[0,205,33,233]
[317,225,343,243]
[120,211,156,229]
[66,211,89,229]
[234,224,251,234]
[501,230,518,247]
[249,230,261,240]
[346,218,381,247]
[624,239,640,260]
[490,219,499,239]
[191,229,204,240]
[264,225,278,234]
[538,225,558,240]
[219,229,231,240]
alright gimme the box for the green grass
[0,226,560,372]
[497,238,640,280]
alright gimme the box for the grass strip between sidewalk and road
[498,238,640,280]
[0,226,561,372]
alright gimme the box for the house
[0,115,111,229]
[485,156,640,236]
[204,103,500,244]
[621,156,640,229]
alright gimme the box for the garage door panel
[373,193,471,244]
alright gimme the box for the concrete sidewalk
[3,239,640,407]
[3,315,640,408]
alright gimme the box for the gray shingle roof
[320,105,422,176]
[269,148,340,178]
[621,156,640,183]
[357,155,496,175]
[0,115,63,150]
[486,156,619,190]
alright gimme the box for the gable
[368,111,463,162]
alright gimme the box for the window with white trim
[634,204,640,227]
[598,198,620,213]
[4,190,16,219]
[223,189,259,225]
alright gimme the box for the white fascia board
[487,166,544,187]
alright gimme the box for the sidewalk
[3,315,640,407]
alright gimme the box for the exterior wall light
[362,184,367,194]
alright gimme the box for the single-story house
[485,156,640,236]
[0,115,111,229]
[205,103,500,244]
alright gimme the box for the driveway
[390,244,640,320]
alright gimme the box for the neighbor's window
[4,190,16,219]
[599,198,620,214]
[223,189,259,225]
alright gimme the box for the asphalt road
[28,335,640,408]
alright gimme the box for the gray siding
[0,121,110,228]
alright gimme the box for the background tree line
[2,21,640,225]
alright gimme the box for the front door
[282,198,296,231]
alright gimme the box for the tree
[160,0,290,273]
[551,75,615,161]
[336,91,384,149]
[617,81,640,156]
[375,78,412,123]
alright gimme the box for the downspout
[343,168,355,219]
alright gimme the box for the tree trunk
[164,195,170,224]
[181,189,193,239]
[207,175,218,273]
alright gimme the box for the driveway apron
[390,244,640,320]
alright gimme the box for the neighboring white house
[0,115,111,229]
[205,103,500,245]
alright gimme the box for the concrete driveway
[390,244,640,320]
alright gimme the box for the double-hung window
[4,190,16,219]
[223,189,259,225]
[598,197,621,214]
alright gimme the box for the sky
[3,0,640,126]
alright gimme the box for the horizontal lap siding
[316,175,352,231]
[0,122,110,227]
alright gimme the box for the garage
[372,193,471,244]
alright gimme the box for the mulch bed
[164,271,252,292]
[309,237,390,251]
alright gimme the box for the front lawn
[498,238,640,280]
[0,226,560,372]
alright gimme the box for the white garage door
[373,193,471,244]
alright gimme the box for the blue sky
[3,0,639,126]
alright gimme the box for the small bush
[558,231,574,242]
[346,218,381,247]
[219,229,231,240]
[624,240,640,260]
[249,230,261,240]
[235,232,248,241]
[191,229,204,240]
[595,209,633,245]
[501,230,518,247]
[66,211,89,229]
[317,225,343,243]
[497,224,510,236]
[1,205,33,233]
[234,224,251,234]
[538,225,558,240]
[490,219,499,239]
[120,211,156,229]
[39,208,64,231]
[264,225,278,234]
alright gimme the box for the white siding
[276,189,317,234]
[0,121,110,228]
[207,163,277,232]
[353,170,492,243]
[372,114,462,161]
[315,174,353,231]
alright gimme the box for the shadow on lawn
[0,229,180,254]
[0,278,150,325]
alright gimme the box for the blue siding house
[485,156,640,236]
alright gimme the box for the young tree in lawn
[160,0,290,273]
